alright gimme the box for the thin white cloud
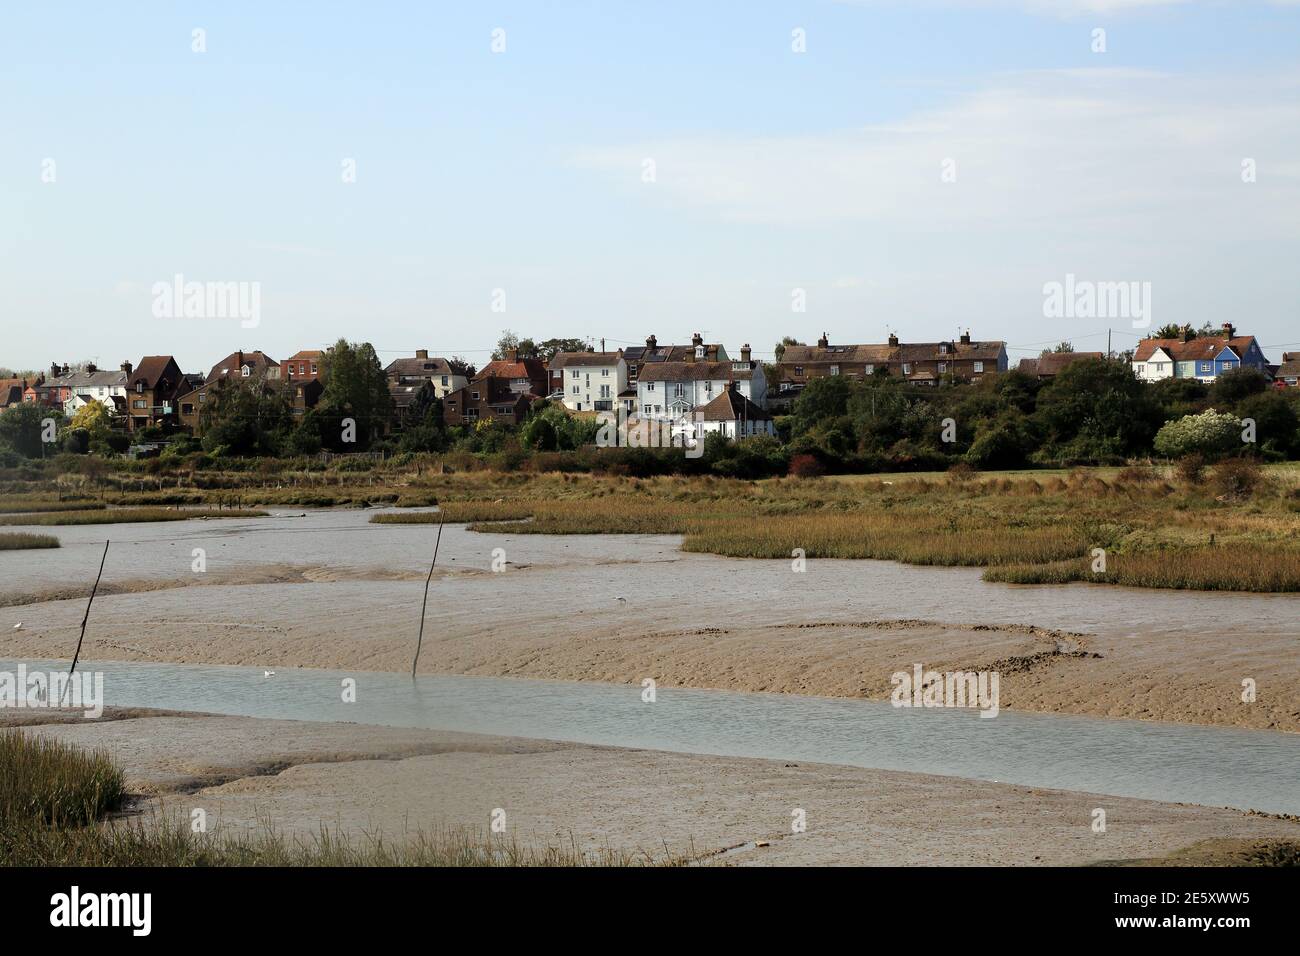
[574,69,1300,241]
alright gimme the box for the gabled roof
[205,351,278,384]
[1020,351,1105,377]
[386,355,454,378]
[549,351,622,369]
[132,356,180,389]
[781,344,894,365]
[0,378,25,407]
[284,349,323,363]
[1276,353,1300,379]
[697,388,772,422]
[475,357,548,382]
[638,360,757,383]
[624,343,724,364]
[782,339,1005,365]
[47,368,129,389]
[1133,335,1257,363]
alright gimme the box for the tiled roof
[475,358,548,381]
[1020,351,1105,377]
[697,388,772,422]
[386,355,453,377]
[549,351,622,369]
[1133,336,1256,363]
[638,361,756,383]
[132,356,179,388]
[624,344,724,364]
[783,339,1006,364]
[205,351,279,384]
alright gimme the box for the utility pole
[1108,328,1112,359]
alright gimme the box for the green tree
[1211,366,1269,406]
[773,336,804,362]
[1052,341,1075,353]
[317,340,393,450]
[1033,358,1159,461]
[0,403,61,458]
[198,380,293,456]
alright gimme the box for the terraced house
[1131,324,1269,382]
[777,331,1007,390]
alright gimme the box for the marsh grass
[0,500,105,515]
[0,731,125,828]
[0,532,60,550]
[0,508,268,526]
[984,545,1300,592]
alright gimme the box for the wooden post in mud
[410,510,446,677]
[64,540,110,705]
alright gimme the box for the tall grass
[0,500,105,515]
[0,508,267,526]
[0,731,125,828]
[0,532,60,550]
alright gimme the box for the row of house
[2,322,1286,446]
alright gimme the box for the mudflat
[7,708,1296,866]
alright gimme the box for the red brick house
[442,377,534,427]
[283,349,324,382]
[126,356,185,432]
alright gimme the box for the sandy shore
[7,708,1296,866]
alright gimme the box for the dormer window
[939,343,949,355]
[241,366,251,377]
[695,345,705,359]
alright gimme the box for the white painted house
[635,349,767,423]
[548,351,627,412]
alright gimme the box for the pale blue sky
[3,0,1299,372]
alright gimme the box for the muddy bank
[8,709,1296,867]
[2,511,1296,732]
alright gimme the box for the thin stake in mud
[63,539,109,706]
[411,511,445,677]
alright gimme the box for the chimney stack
[692,332,704,347]
[1222,322,1235,339]
[121,360,133,376]
[86,362,96,374]
[888,332,899,347]
[646,334,657,350]
[740,344,751,363]
[817,332,829,348]
[415,349,428,360]
[50,362,62,379]
[960,330,970,345]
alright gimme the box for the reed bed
[0,508,268,526]
[984,545,1300,592]
[0,500,105,515]
[0,731,125,828]
[0,532,60,550]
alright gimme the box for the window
[647,382,655,391]
[137,382,144,393]
[830,365,840,376]
[311,363,317,375]
[674,383,684,397]
[133,399,145,409]
[572,370,580,378]
[241,366,250,377]
[644,404,653,414]
[938,362,947,374]
[198,393,205,403]
[864,364,874,374]
[441,376,448,386]
[471,391,479,400]
[973,361,983,374]
[1200,362,1213,374]
[794,366,803,375]
[601,368,609,376]
[903,363,912,375]
[939,343,949,355]
[1223,361,1236,370]
[572,385,579,394]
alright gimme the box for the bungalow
[1275,353,1300,388]
[1017,351,1106,380]
[548,351,626,412]
[778,331,1007,390]
[1132,324,1268,382]
[384,350,466,398]
[694,383,775,439]
[126,356,185,432]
